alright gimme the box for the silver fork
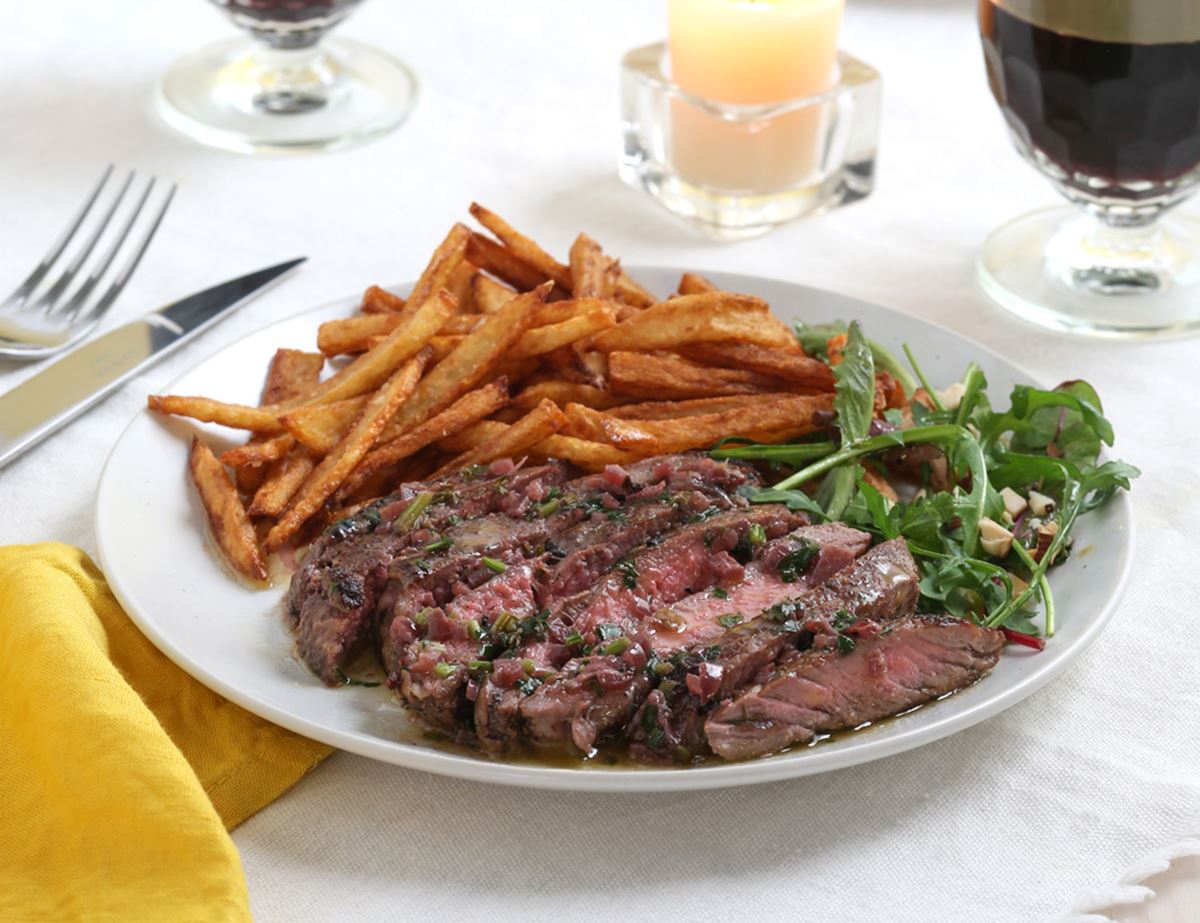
[0,166,177,360]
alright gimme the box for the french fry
[466,232,552,291]
[317,313,403,356]
[303,287,455,406]
[237,349,324,494]
[610,394,783,420]
[562,402,615,443]
[469,203,573,290]
[473,273,517,312]
[510,303,617,359]
[264,349,430,551]
[248,450,317,518]
[337,379,510,501]
[585,393,835,455]
[261,349,324,403]
[680,342,836,389]
[438,314,484,335]
[219,433,294,468]
[446,260,477,312]
[436,419,510,454]
[378,282,551,442]
[147,395,286,434]
[513,380,626,411]
[677,272,717,296]
[569,233,618,299]
[608,351,784,399]
[361,285,406,314]
[530,434,640,471]
[592,292,785,353]
[435,398,567,475]
[614,271,656,308]
[189,437,268,581]
[279,396,368,453]
[400,223,470,320]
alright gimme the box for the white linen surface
[2,2,1196,920]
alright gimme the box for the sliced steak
[704,615,1005,760]
[629,538,918,762]
[285,461,568,684]
[507,506,806,753]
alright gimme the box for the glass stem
[250,44,340,115]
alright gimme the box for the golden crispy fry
[264,350,429,551]
[513,380,627,411]
[360,285,406,314]
[435,398,566,475]
[488,356,541,388]
[189,437,268,581]
[237,350,324,493]
[147,394,286,434]
[400,224,470,320]
[609,394,788,420]
[608,351,783,399]
[677,272,717,296]
[569,233,619,299]
[436,419,510,453]
[680,341,835,390]
[473,273,517,312]
[438,314,484,335]
[378,283,551,443]
[530,434,640,471]
[510,303,618,359]
[582,393,834,455]
[446,260,477,312]
[614,271,656,308]
[562,402,614,443]
[261,349,324,403]
[592,292,783,353]
[337,379,510,501]
[862,467,899,503]
[466,232,551,291]
[317,313,402,357]
[219,434,294,468]
[469,203,573,290]
[304,288,455,406]
[528,297,611,327]
[248,450,317,518]
[279,396,368,453]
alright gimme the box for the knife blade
[0,258,305,469]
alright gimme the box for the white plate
[95,268,1134,792]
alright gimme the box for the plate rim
[94,267,1136,792]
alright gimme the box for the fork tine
[3,165,114,309]
[75,183,177,329]
[33,170,135,315]
[59,177,156,322]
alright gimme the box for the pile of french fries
[150,204,837,581]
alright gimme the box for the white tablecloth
[3,2,1197,920]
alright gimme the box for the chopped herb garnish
[362,508,382,527]
[603,637,631,656]
[465,619,482,640]
[394,491,434,532]
[700,645,721,661]
[653,660,675,676]
[516,676,543,695]
[747,523,767,546]
[596,623,622,641]
[616,559,639,589]
[836,634,856,656]
[646,727,667,750]
[413,607,432,627]
[481,556,507,573]
[491,611,518,634]
[520,658,536,674]
[544,538,566,560]
[777,539,820,583]
[564,631,586,648]
[536,498,561,518]
[423,535,452,553]
[717,613,744,629]
[712,587,730,600]
[831,609,855,631]
[467,659,493,672]
[333,667,381,688]
[433,662,457,678]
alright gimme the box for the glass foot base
[157,37,417,155]
[979,205,1200,339]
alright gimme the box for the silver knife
[0,258,305,469]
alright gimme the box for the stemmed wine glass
[157,0,417,154]
[978,0,1200,338]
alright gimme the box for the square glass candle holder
[619,42,881,240]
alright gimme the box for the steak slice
[629,537,919,762]
[286,461,568,684]
[704,615,1005,761]
[510,506,807,753]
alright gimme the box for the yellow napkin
[0,543,333,922]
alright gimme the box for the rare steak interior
[284,453,1005,762]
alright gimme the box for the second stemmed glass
[158,0,416,154]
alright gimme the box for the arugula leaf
[795,320,917,394]
[745,486,828,520]
[980,381,1114,468]
[833,321,875,445]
